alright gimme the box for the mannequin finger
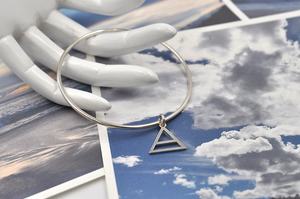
[0,35,111,111]
[40,10,177,57]
[18,26,158,87]
[58,0,144,16]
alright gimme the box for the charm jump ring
[158,114,166,127]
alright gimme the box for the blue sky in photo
[109,111,255,199]
[231,0,300,18]
[107,15,300,199]
[285,17,300,43]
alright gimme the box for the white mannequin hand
[0,0,177,111]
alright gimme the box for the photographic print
[63,0,240,31]
[0,52,104,199]
[100,12,300,199]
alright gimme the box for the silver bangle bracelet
[56,28,192,154]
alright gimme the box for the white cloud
[112,155,142,167]
[208,174,232,185]
[195,136,272,158]
[195,125,300,198]
[196,188,231,199]
[173,174,196,188]
[154,169,169,175]
[154,166,182,174]
[133,190,143,195]
[215,186,223,192]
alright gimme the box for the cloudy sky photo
[104,15,300,199]
[0,51,104,198]
[231,0,300,18]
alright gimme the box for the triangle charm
[149,126,186,154]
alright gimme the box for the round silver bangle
[56,28,192,129]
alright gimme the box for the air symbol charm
[149,114,187,154]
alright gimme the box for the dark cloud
[215,138,300,174]
[259,172,300,186]
[240,20,287,46]
[191,47,284,129]
[253,172,300,197]
[192,94,269,129]
[203,95,237,113]
[235,98,268,122]
[227,63,271,91]
[223,49,281,93]
[199,30,232,49]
